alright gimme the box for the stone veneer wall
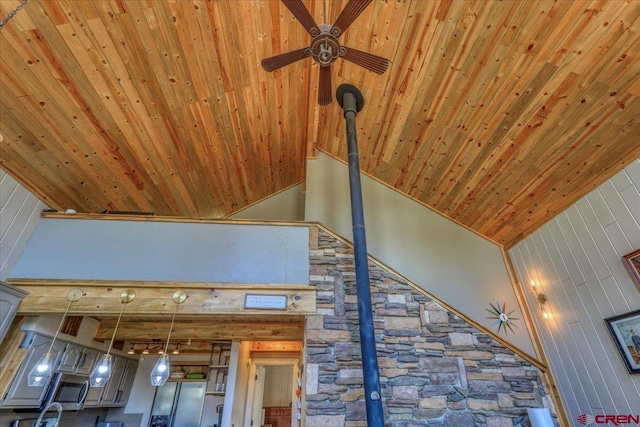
[305,228,555,427]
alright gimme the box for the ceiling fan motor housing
[308,26,346,67]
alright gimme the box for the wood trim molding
[39,211,312,228]
[501,249,570,427]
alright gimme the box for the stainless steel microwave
[41,373,89,411]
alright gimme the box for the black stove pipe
[336,84,384,427]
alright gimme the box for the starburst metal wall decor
[486,301,519,335]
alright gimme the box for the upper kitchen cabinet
[2,333,65,407]
[85,355,138,408]
[57,343,100,376]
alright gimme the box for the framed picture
[623,249,640,289]
[604,309,640,374]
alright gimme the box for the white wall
[230,184,305,221]
[305,153,535,356]
[0,170,47,280]
[509,159,640,421]
[10,218,309,284]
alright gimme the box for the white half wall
[305,152,535,356]
[0,170,48,281]
[509,159,640,421]
[9,218,310,284]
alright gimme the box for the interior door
[250,366,266,427]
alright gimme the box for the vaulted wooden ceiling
[1,0,639,248]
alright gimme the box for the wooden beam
[11,279,316,316]
[0,317,27,399]
[250,341,302,352]
[95,320,304,342]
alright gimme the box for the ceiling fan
[261,0,389,105]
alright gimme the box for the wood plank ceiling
[1,0,639,248]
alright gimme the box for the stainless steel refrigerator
[149,382,206,427]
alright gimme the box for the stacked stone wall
[305,229,553,427]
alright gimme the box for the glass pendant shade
[90,354,113,387]
[27,288,84,387]
[27,353,53,386]
[150,353,170,386]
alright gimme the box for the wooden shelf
[205,391,225,396]
[167,378,207,382]
[209,364,229,369]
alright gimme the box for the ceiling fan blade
[342,46,389,74]
[282,0,320,36]
[332,0,373,37]
[261,48,309,72]
[318,66,332,105]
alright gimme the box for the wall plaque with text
[245,294,288,310]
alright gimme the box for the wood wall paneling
[508,159,640,422]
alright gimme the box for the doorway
[243,357,300,427]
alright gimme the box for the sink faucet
[35,401,63,427]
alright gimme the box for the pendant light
[90,289,136,387]
[28,288,84,386]
[142,344,150,355]
[150,291,187,386]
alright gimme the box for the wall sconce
[150,291,187,386]
[28,288,84,386]
[90,289,136,387]
[530,280,550,319]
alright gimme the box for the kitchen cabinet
[1,333,65,407]
[57,343,100,375]
[0,281,28,344]
[117,358,137,405]
[57,343,82,373]
[100,355,127,406]
[85,355,138,408]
